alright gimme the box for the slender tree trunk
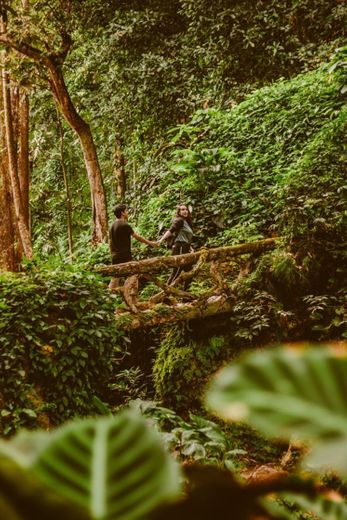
[47,62,108,244]
[12,83,30,229]
[10,84,19,155]
[0,13,108,244]
[114,136,126,201]
[19,91,30,228]
[0,153,17,271]
[56,108,73,260]
[18,0,30,232]
[0,30,32,258]
[0,71,21,270]
[9,84,30,229]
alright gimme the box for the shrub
[0,270,124,435]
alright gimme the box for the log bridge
[95,238,280,330]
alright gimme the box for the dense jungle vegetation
[0,1,346,518]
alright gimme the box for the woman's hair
[175,204,193,228]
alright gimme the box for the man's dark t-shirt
[109,220,134,264]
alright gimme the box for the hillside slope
[135,56,346,253]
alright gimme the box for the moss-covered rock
[153,325,230,409]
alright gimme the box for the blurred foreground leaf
[206,345,347,477]
[0,411,182,519]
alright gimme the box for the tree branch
[115,294,234,330]
[0,33,44,63]
[96,238,281,278]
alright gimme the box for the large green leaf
[0,456,90,520]
[305,436,347,476]
[264,493,347,520]
[1,411,181,519]
[280,493,347,520]
[0,430,50,468]
[206,347,347,462]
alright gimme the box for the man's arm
[132,232,158,247]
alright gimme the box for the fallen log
[114,294,234,330]
[96,237,280,278]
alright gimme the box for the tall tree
[56,106,73,260]
[0,0,31,269]
[18,86,30,228]
[0,14,32,259]
[114,135,126,201]
[0,0,108,243]
[0,110,17,270]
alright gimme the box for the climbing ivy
[0,270,124,435]
[153,325,231,408]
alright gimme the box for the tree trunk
[0,24,108,244]
[114,294,234,330]
[19,90,30,228]
[0,47,19,270]
[10,84,19,155]
[0,155,17,271]
[114,136,126,201]
[96,238,280,277]
[56,108,73,260]
[1,61,32,258]
[46,61,108,244]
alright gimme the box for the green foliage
[28,97,93,261]
[136,64,346,251]
[0,456,90,520]
[328,45,347,94]
[153,326,228,408]
[206,346,347,477]
[77,243,111,269]
[162,412,246,470]
[93,398,286,471]
[72,0,347,144]
[230,289,287,345]
[0,270,124,435]
[3,345,347,519]
[266,492,347,520]
[131,400,249,470]
[18,0,346,258]
[303,293,347,340]
[108,367,149,405]
[0,410,181,520]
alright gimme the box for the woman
[157,204,194,285]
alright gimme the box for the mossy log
[114,294,234,330]
[97,237,280,278]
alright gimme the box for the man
[108,203,157,291]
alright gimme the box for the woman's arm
[157,218,184,244]
[157,230,173,244]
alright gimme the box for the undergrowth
[0,270,125,435]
